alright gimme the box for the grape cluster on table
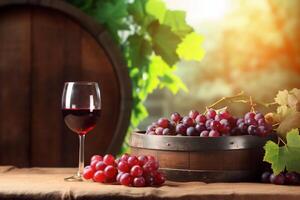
[83,154,165,187]
[146,109,273,137]
[261,171,300,185]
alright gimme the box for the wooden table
[0,166,299,200]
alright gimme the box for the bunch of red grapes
[146,109,272,137]
[261,171,300,185]
[83,154,165,187]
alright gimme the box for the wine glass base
[64,175,83,182]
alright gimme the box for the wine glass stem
[77,135,85,177]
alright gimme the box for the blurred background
[139,0,300,129]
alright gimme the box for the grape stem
[278,136,287,146]
[249,96,256,113]
[205,91,245,113]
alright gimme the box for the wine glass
[62,82,101,181]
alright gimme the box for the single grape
[138,155,148,166]
[209,130,220,137]
[285,172,300,185]
[120,173,133,186]
[168,122,176,134]
[157,118,170,128]
[210,120,221,131]
[270,173,285,185]
[220,110,231,119]
[118,161,130,173]
[90,159,98,171]
[96,161,107,171]
[205,119,214,130]
[248,125,258,136]
[116,172,124,182]
[133,177,146,187]
[200,130,209,137]
[238,122,248,134]
[214,114,222,121]
[261,171,271,183]
[245,118,258,126]
[244,112,255,120]
[146,125,156,133]
[154,172,165,185]
[206,109,216,119]
[143,161,159,172]
[258,126,268,137]
[220,125,230,135]
[120,153,130,162]
[91,155,102,163]
[254,112,264,121]
[182,116,194,127]
[219,119,229,127]
[257,118,266,126]
[147,155,156,162]
[103,154,115,166]
[93,170,106,183]
[144,174,155,186]
[130,165,143,177]
[189,110,199,119]
[176,123,187,135]
[186,127,198,136]
[163,128,171,135]
[83,166,95,180]
[104,165,117,179]
[195,123,206,133]
[128,156,139,167]
[195,114,206,124]
[171,112,182,123]
[236,118,244,125]
[155,127,164,135]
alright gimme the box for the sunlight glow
[165,0,231,24]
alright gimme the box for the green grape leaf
[263,129,300,174]
[148,21,181,66]
[163,10,193,38]
[177,32,205,61]
[93,0,129,40]
[127,34,152,68]
[128,0,146,24]
[263,141,286,174]
[145,0,166,22]
[274,90,289,106]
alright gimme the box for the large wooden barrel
[0,0,131,167]
[130,131,275,182]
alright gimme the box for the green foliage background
[67,0,205,152]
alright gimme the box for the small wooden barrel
[130,131,275,182]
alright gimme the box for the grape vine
[67,0,205,153]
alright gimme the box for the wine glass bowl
[62,82,101,181]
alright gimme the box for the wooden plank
[60,16,82,167]
[0,7,31,166]
[81,30,121,160]
[30,7,65,166]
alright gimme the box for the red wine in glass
[62,82,101,181]
[62,109,101,135]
